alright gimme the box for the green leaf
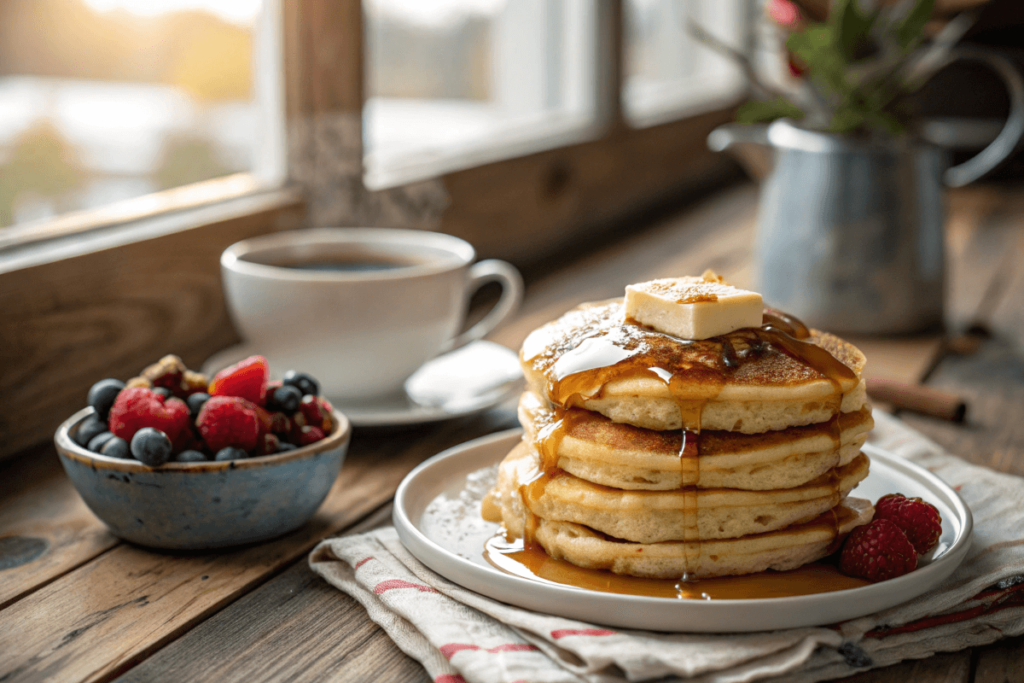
[736,98,805,124]
[894,0,934,49]
[829,0,876,62]
[787,26,851,95]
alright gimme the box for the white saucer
[393,430,973,633]
[201,341,523,428]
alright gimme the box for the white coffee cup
[220,228,523,401]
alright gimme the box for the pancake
[493,440,869,543]
[519,391,873,490]
[527,498,874,579]
[521,299,868,433]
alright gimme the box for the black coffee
[277,256,418,272]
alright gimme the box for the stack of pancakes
[483,298,875,579]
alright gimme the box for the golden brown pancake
[492,440,869,543]
[526,498,873,579]
[519,391,873,490]
[521,300,868,433]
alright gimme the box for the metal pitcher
[708,50,1024,334]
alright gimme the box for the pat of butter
[624,270,763,340]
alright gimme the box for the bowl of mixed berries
[54,354,350,550]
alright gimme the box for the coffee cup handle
[442,259,524,353]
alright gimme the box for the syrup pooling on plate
[483,502,872,600]
[519,302,859,579]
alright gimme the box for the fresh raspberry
[319,399,335,434]
[297,425,325,446]
[840,518,918,582]
[299,394,326,426]
[208,355,269,405]
[256,433,280,456]
[270,412,292,435]
[196,396,260,453]
[874,493,943,555]
[108,387,191,446]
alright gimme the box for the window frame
[0,0,743,459]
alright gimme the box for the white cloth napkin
[309,411,1024,683]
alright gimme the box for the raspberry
[840,518,918,582]
[874,493,943,555]
[297,425,325,446]
[299,394,326,426]
[196,396,260,453]
[208,355,269,405]
[270,412,292,435]
[108,387,191,446]
[257,433,280,456]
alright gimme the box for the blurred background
[0,0,752,229]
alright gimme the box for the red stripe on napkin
[550,628,616,639]
[435,675,466,683]
[373,579,439,595]
[440,644,479,659]
[867,583,1024,637]
[440,643,540,660]
[354,557,374,569]
[487,643,539,653]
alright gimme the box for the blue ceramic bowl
[54,406,351,550]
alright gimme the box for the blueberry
[186,392,210,417]
[175,449,208,463]
[88,431,116,453]
[75,415,108,447]
[271,385,302,412]
[277,442,297,452]
[100,437,130,459]
[87,379,125,421]
[152,387,173,399]
[283,371,319,397]
[214,447,248,461]
[130,428,172,467]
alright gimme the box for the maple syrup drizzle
[483,519,870,601]
[518,304,858,585]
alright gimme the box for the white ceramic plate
[202,341,522,428]
[393,429,973,633]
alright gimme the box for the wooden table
[2,183,1023,683]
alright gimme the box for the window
[0,0,283,232]
[363,0,598,188]
[2,0,744,460]
[623,0,746,127]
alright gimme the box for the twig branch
[687,19,790,101]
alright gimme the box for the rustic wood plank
[0,191,305,461]
[836,651,971,683]
[0,445,116,610]
[114,504,429,683]
[900,341,1024,477]
[0,407,516,683]
[972,633,1024,683]
[0,174,262,253]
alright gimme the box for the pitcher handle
[942,48,1024,188]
